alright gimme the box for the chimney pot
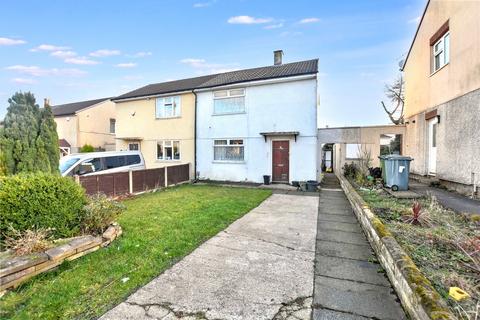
[274,50,283,65]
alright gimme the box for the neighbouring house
[51,98,116,154]
[113,51,319,183]
[318,125,406,173]
[401,0,480,196]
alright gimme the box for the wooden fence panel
[167,164,190,186]
[114,172,130,196]
[79,164,186,196]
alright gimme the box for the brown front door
[272,140,289,183]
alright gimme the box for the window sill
[212,112,246,116]
[212,160,246,164]
[430,62,449,77]
[155,116,182,120]
[156,159,182,163]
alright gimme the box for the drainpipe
[192,90,198,182]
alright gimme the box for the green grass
[0,184,271,320]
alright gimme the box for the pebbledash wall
[196,76,318,183]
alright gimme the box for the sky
[0,0,425,127]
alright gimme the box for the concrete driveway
[100,193,319,320]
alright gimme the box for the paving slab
[317,220,363,233]
[314,255,390,287]
[316,229,368,245]
[315,240,374,261]
[313,309,369,320]
[313,174,406,320]
[314,276,406,320]
[101,194,318,320]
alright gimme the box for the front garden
[0,182,271,319]
[344,164,479,319]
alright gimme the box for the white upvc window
[213,88,245,114]
[432,32,450,73]
[156,96,181,118]
[157,140,180,160]
[128,143,140,151]
[213,139,244,161]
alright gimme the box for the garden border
[337,174,456,320]
[0,224,122,292]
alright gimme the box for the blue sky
[0,0,425,126]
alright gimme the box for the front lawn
[357,188,479,319]
[0,184,271,320]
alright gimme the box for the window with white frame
[213,88,245,114]
[128,143,140,151]
[213,139,244,161]
[109,118,116,134]
[156,96,181,118]
[432,32,450,73]
[157,140,180,160]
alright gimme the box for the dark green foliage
[0,173,87,240]
[79,144,95,153]
[0,92,59,175]
[82,194,126,234]
[343,162,358,179]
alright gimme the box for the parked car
[59,151,145,177]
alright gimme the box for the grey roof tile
[51,97,111,116]
[114,59,318,101]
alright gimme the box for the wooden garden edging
[336,174,456,320]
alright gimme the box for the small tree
[381,75,405,125]
[0,92,60,174]
[80,144,95,153]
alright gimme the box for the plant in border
[79,144,95,153]
[81,194,126,234]
[402,200,431,226]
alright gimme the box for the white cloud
[50,50,77,59]
[407,16,421,24]
[280,31,303,37]
[12,78,36,84]
[89,49,121,57]
[30,44,70,52]
[5,65,87,77]
[298,17,320,24]
[264,23,284,30]
[127,51,152,58]
[193,1,215,8]
[227,15,273,24]
[180,58,208,68]
[64,57,99,65]
[0,37,26,46]
[115,63,137,68]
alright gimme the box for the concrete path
[101,193,319,320]
[313,174,406,319]
[410,181,480,215]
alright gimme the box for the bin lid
[383,154,414,161]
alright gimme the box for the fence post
[129,170,133,194]
[74,175,80,185]
[164,166,168,187]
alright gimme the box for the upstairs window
[214,139,244,161]
[109,118,116,134]
[213,88,245,114]
[432,32,449,72]
[156,96,181,118]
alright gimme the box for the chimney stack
[274,50,283,65]
[44,98,50,107]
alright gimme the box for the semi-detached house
[114,51,319,183]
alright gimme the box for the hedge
[0,173,87,240]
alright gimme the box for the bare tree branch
[381,74,405,125]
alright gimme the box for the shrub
[0,173,87,240]
[4,227,53,256]
[343,162,358,179]
[80,144,95,153]
[81,194,125,234]
[402,200,431,226]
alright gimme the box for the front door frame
[427,117,438,175]
[271,139,290,183]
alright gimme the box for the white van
[59,151,145,177]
